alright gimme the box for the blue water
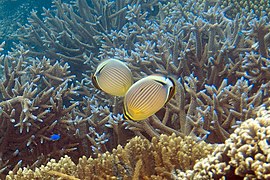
[0,0,72,53]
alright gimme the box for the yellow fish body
[92,58,133,96]
[123,74,176,121]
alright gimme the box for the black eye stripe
[153,79,166,86]
[96,64,106,75]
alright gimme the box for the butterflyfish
[123,74,176,121]
[92,58,133,96]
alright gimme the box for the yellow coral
[228,107,270,179]
[6,134,215,179]
[6,156,78,180]
[189,107,270,179]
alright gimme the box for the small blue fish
[50,134,60,141]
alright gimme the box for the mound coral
[187,107,270,179]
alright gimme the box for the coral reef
[97,0,270,142]
[7,107,270,179]
[187,106,270,179]
[0,0,68,52]
[0,45,135,178]
[0,45,81,178]
[15,0,164,67]
[220,0,270,18]
[0,0,269,178]
[6,133,215,179]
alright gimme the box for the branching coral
[219,0,270,18]
[0,50,81,177]
[12,0,270,145]
[15,0,163,68]
[98,0,270,142]
[6,133,215,179]
[5,107,270,179]
[0,47,139,178]
[0,46,115,178]
[0,0,67,52]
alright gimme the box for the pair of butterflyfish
[92,58,176,121]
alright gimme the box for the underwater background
[0,0,269,179]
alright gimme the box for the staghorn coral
[15,0,164,68]
[240,52,270,87]
[0,46,139,178]
[180,76,269,143]
[6,107,270,179]
[0,46,114,178]
[0,0,72,53]
[245,17,270,58]
[98,0,270,142]
[0,49,78,177]
[11,0,270,144]
[6,133,215,179]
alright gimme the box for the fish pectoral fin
[132,108,147,116]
